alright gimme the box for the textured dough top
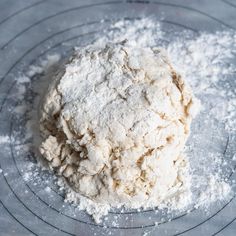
[40,43,197,209]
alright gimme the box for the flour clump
[39,42,198,211]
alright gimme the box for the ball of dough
[40,43,197,208]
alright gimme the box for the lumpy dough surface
[40,43,197,208]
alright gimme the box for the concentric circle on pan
[0,1,236,235]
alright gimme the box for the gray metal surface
[0,0,236,235]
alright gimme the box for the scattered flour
[8,17,236,225]
[45,186,51,192]
[16,76,31,84]
[233,154,236,161]
[26,54,61,77]
[23,172,32,181]
[195,174,232,208]
[0,136,10,143]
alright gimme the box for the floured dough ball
[39,42,198,209]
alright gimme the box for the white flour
[10,18,236,226]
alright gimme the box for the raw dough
[39,42,198,209]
